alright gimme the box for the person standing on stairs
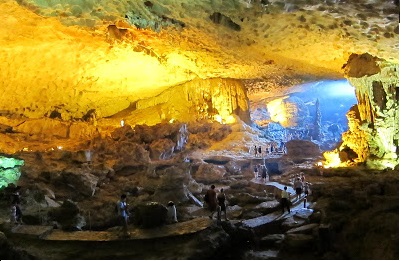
[294,177,303,200]
[280,186,291,214]
[254,164,259,179]
[261,165,268,183]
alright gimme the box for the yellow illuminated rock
[0,0,398,168]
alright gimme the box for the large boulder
[132,202,167,228]
[151,165,190,204]
[149,138,175,160]
[59,168,98,197]
[0,232,33,259]
[192,163,226,184]
[285,140,321,158]
[48,199,86,231]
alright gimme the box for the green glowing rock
[0,156,24,189]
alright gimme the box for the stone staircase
[240,179,320,259]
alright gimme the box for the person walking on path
[205,185,218,219]
[253,165,259,179]
[117,194,130,238]
[217,188,229,221]
[261,165,268,183]
[294,178,303,200]
[280,186,291,214]
[11,186,23,224]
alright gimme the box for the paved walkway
[8,177,305,243]
[251,177,296,195]
[10,217,212,242]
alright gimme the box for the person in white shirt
[118,194,130,237]
[294,178,303,200]
[166,201,178,224]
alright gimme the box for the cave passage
[255,79,358,151]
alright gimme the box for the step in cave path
[242,177,313,259]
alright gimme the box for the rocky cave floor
[0,123,399,260]
[0,162,398,260]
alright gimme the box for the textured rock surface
[332,55,399,168]
[0,0,398,120]
[0,0,398,169]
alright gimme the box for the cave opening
[250,79,358,151]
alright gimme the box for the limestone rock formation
[285,140,321,159]
[0,0,398,259]
[328,54,399,169]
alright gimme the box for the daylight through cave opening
[250,79,358,154]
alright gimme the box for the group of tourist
[280,172,311,214]
[204,185,229,222]
[115,172,312,237]
[294,172,310,199]
[252,141,287,158]
[253,164,269,182]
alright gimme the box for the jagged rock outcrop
[132,202,168,228]
[340,54,399,169]
[121,78,250,126]
[266,95,310,128]
[285,140,321,159]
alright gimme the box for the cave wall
[0,77,250,155]
[112,77,251,126]
[341,53,399,169]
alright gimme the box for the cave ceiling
[0,0,399,130]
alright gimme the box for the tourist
[166,201,178,224]
[301,172,305,183]
[10,202,22,224]
[261,165,268,183]
[254,145,258,157]
[258,146,262,157]
[294,178,303,200]
[304,182,310,196]
[217,188,229,221]
[280,186,291,214]
[279,140,285,152]
[11,186,22,224]
[10,202,17,224]
[12,186,21,204]
[205,185,218,219]
[117,194,130,237]
[253,165,259,179]
[15,202,22,224]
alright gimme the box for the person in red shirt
[205,185,218,219]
